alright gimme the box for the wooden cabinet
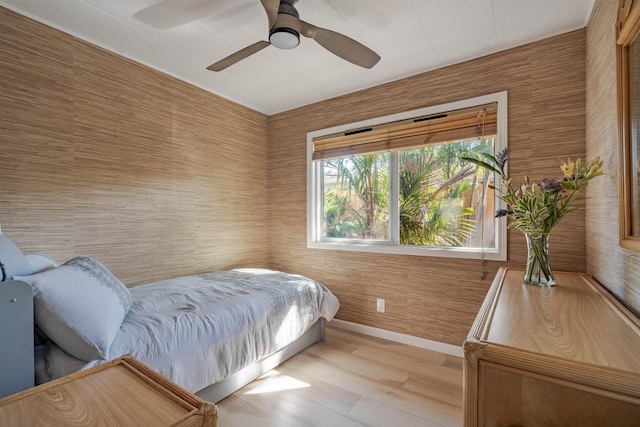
[464,268,640,427]
[0,355,218,426]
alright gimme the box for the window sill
[307,241,506,261]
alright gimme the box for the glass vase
[523,233,555,286]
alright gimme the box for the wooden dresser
[464,268,640,427]
[0,355,218,426]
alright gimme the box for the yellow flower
[560,158,575,178]
[585,156,604,179]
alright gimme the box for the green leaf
[479,152,500,168]
[459,156,501,175]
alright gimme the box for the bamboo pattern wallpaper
[586,0,640,317]
[0,7,269,286]
[268,30,587,345]
[0,4,597,346]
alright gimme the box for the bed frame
[0,279,325,403]
[195,318,325,403]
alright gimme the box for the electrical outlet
[376,298,385,313]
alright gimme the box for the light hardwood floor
[216,327,463,427]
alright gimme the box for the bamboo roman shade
[312,103,497,161]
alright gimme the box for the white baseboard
[328,319,464,358]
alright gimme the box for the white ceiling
[1,0,594,115]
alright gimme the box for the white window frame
[307,91,508,261]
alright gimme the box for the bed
[0,233,339,403]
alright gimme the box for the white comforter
[46,268,339,392]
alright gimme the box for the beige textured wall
[1,5,594,346]
[586,0,640,317]
[0,7,269,286]
[268,30,587,346]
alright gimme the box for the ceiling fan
[207,0,381,72]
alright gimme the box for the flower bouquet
[461,148,604,286]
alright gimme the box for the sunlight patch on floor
[242,370,311,395]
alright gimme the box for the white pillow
[0,234,31,280]
[24,253,59,275]
[16,256,132,361]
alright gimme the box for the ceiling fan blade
[260,0,280,29]
[313,27,381,68]
[277,14,380,69]
[134,0,220,29]
[207,41,271,72]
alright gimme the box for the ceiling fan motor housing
[269,0,300,49]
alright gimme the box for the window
[307,92,508,260]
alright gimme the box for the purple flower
[495,209,514,218]
[495,147,510,170]
[539,177,562,192]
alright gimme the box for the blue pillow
[16,257,133,361]
[0,234,31,281]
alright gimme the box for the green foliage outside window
[322,137,495,248]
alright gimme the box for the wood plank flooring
[216,326,464,427]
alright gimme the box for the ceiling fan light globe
[269,28,300,49]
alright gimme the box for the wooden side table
[0,355,218,426]
[464,268,640,427]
